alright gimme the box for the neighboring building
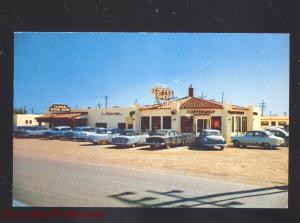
[35,85,261,142]
[36,107,133,129]
[13,114,44,127]
[260,116,289,129]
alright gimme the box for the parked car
[43,126,72,139]
[72,127,96,141]
[14,126,30,137]
[112,129,149,148]
[20,126,48,138]
[231,130,285,149]
[146,129,186,149]
[265,127,289,146]
[88,128,121,145]
[195,129,226,150]
[62,126,94,141]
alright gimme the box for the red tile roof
[140,97,223,110]
[36,112,87,120]
[231,105,249,111]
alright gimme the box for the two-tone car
[88,128,121,145]
[14,126,48,138]
[195,129,226,150]
[43,126,72,139]
[72,127,96,141]
[112,129,149,148]
[146,129,186,149]
[231,130,285,149]
[265,126,289,146]
[63,126,95,141]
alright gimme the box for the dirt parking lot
[13,138,288,187]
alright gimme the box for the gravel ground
[13,138,288,187]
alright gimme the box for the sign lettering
[49,104,71,112]
[101,111,122,116]
[186,110,215,115]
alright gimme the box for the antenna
[201,92,207,99]
[221,92,224,103]
[259,100,267,116]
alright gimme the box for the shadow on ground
[188,146,223,151]
[109,185,288,208]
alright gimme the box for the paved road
[13,154,288,208]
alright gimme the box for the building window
[278,121,287,126]
[181,116,193,133]
[211,116,221,132]
[127,124,133,129]
[25,120,28,124]
[118,123,126,130]
[242,117,247,132]
[151,116,161,131]
[271,121,276,126]
[29,120,32,124]
[235,116,241,132]
[261,121,269,126]
[163,116,171,129]
[96,123,107,128]
[141,116,150,130]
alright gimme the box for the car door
[254,131,265,145]
[169,131,176,145]
[241,131,254,145]
[174,131,182,145]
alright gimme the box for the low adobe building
[131,85,261,142]
[36,85,261,143]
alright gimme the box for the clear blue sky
[14,32,289,115]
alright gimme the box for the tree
[14,107,28,114]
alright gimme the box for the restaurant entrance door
[196,117,211,134]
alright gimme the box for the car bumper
[147,142,165,146]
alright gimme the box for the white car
[88,128,121,145]
[73,127,96,141]
[231,130,284,149]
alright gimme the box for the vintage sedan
[195,129,226,150]
[43,126,72,139]
[112,129,149,148]
[14,126,48,138]
[73,127,96,141]
[63,126,95,141]
[265,127,289,146]
[146,129,186,149]
[231,130,285,149]
[88,128,121,145]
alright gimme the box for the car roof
[202,129,220,132]
[53,126,71,129]
[265,127,287,132]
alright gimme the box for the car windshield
[201,131,219,136]
[96,129,109,134]
[153,130,168,136]
[121,130,135,136]
[264,131,273,136]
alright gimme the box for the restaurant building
[260,115,289,129]
[36,86,261,142]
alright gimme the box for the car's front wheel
[165,143,171,149]
[233,140,240,148]
[262,143,270,149]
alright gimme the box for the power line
[259,100,267,116]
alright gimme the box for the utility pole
[201,92,207,99]
[97,101,101,109]
[221,92,224,103]
[284,112,287,116]
[269,110,271,116]
[259,100,267,116]
[31,107,34,114]
[105,96,108,108]
[23,106,26,114]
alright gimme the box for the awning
[35,112,87,121]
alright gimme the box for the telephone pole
[200,92,207,99]
[97,101,101,109]
[259,100,267,116]
[221,92,224,103]
[105,96,108,108]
